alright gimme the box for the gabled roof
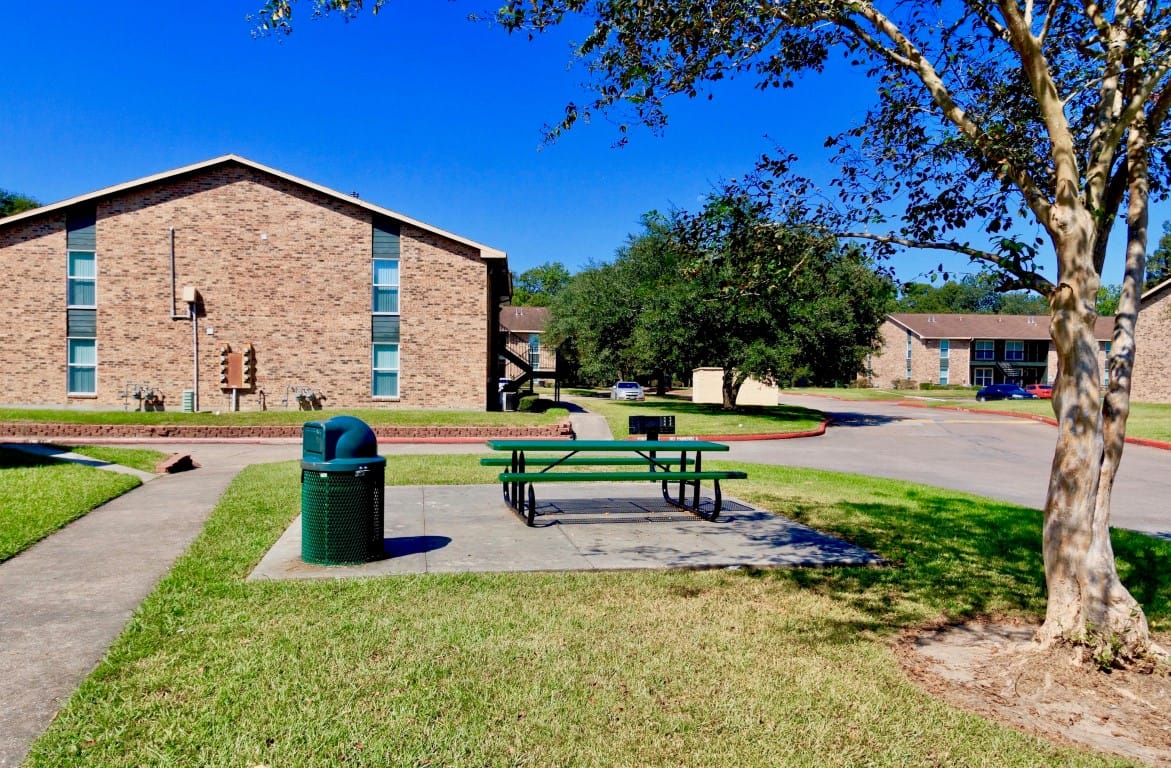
[499,306,551,333]
[888,313,1114,342]
[0,154,507,261]
[1141,277,1171,304]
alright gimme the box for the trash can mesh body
[301,462,385,565]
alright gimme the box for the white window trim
[67,337,97,396]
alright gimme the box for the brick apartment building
[498,306,558,386]
[0,155,512,411]
[1134,278,1171,402]
[868,313,1113,390]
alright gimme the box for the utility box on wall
[219,343,257,390]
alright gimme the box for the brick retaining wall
[0,421,574,441]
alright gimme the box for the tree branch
[841,4,1053,227]
[840,230,1055,293]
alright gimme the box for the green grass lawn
[914,399,1171,443]
[0,406,567,427]
[0,447,146,562]
[23,455,1169,767]
[580,395,826,438]
[66,446,170,474]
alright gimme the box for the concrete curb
[789,394,1171,452]
[617,419,831,442]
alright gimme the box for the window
[372,258,399,313]
[939,339,949,358]
[529,334,540,369]
[1104,341,1112,384]
[66,207,97,395]
[372,218,402,398]
[67,251,96,306]
[974,367,994,387]
[974,340,994,360]
[372,343,399,398]
[1005,340,1024,361]
[68,338,97,394]
[905,331,912,360]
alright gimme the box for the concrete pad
[248,483,880,581]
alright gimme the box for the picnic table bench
[482,438,747,526]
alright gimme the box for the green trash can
[301,416,386,565]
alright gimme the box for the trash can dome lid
[324,415,379,459]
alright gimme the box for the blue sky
[0,2,1142,286]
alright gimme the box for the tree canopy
[896,275,1048,315]
[548,193,892,404]
[510,261,571,307]
[1147,221,1171,289]
[0,189,39,218]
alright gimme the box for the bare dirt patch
[896,621,1171,766]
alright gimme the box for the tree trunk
[1039,202,1150,660]
[720,367,742,410]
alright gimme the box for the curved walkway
[726,394,1171,537]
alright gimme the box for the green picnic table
[482,439,747,526]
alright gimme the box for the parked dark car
[975,383,1037,401]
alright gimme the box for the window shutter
[372,315,400,343]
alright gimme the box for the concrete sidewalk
[0,463,239,768]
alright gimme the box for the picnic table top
[485,439,730,452]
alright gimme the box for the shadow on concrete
[529,497,754,526]
[825,411,907,428]
[0,442,111,468]
[382,535,452,558]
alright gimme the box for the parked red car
[1025,383,1053,399]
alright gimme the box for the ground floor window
[68,338,97,394]
[974,367,993,387]
[939,357,949,385]
[373,343,399,398]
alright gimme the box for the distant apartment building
[867,313,1113,389]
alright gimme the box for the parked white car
[610,381,646,401]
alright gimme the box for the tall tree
[670,188,892,406]
[896,274,1049,314]
[510,261,571,306]
[1146,221,1171,289]
[0,189,39,218]
[257,0,1170,661]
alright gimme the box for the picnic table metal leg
[692,451,701,511]
[711,480,722,522]
[526,484,536,526]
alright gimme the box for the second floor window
[974,340,994,360]
[68,251,96,306]
[372,258,399,313]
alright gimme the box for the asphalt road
[725,394,1171,538]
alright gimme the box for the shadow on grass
[742,483,1171,633]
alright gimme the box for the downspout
[187,302,197,412]
[168,227,198,410]
[169,228,187,320]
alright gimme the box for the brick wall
[0,215,68,402]
[1134,289,1171,402]
[0,163,494,410]
[868,321,939,386]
